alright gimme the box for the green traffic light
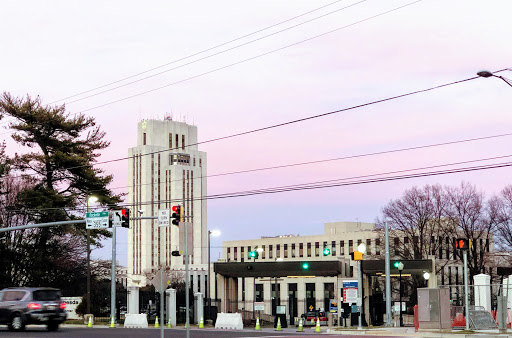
[302,262,309,270]
[249,251,258,258]
[323,247,331,256]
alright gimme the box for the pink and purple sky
[1,0,511,265]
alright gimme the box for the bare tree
[378,184,452,275]
[444,182,495,279]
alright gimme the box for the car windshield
[33,290,61,301]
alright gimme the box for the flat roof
[214,260,344,278]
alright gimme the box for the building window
[307,243,311,257]
[291,244,296,258]
[143,133,146,145]
[350,266,354,277]
[375,239,380,255]
[331,241,336,256]
[175,134,179,149]
[349,240,354,253]
[241,247,245,262]
[234,247,238,261]
[284,244,288,258]
[262,245,266,259]
[255,284,264,302]
[394,238,399,256]
[315,242,319,257]
[227,247,231,261]
[169,133,172,148]
[340,241,345,256]
[269,245,273,259]
[438,236,443,259]
[193,158,196,166]
[366,239,371,255]
[199,158,202,167]
[299,243,303,257]
[182,135,185,150]
[276,244,280,258]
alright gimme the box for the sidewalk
[325,327,511,337]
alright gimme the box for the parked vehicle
[0,287,67,331]
[300,310,328,326]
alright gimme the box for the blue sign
[343,280,358,288]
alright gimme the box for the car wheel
[8,314,25,331]
[47,321,60,331]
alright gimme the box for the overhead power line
[48,0,350,105]
[77,0,424,114]
[62,1,369,105]
[9,154,512,213]
[1,66,509,185]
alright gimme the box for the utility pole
[385,222,391,326]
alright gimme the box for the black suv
[0,287,67,331]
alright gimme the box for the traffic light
[323,246,331,256]
[248,251,259,259]
[456,238,471,250]
[121,208,130,228]
[171,250,182,256]
[302,262,309,270]
[171,205,181,226]
[350,251,363,261]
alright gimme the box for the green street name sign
[86,211,109,229]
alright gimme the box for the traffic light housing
[350,251,363,261]
[323,246,331,256]
[171,250,182,256]
[121,208,130,228]
[456,238,471,250]
[248,251,259,259]
[171,205,181,226]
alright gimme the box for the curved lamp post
[477,70,512,87]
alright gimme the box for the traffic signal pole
[110,226,116,327]
[185,220,190,338]
[464,251,469,331]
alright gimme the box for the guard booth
[214,260,350,325]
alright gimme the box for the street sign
[329,299,338,313]
[86,211,109,229]
[342,280,358,288]
[343,288,358,304]
[150,268,171,292]
[158,209,170,227]
[254,302,264,311]
[112,210,122,227]
[309,305,314,311]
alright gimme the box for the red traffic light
[456,238,471,250]
[172,205,179,212]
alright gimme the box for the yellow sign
[309,305,314,311]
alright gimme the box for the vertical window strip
[151,154,154,268]
[158,154,161,265]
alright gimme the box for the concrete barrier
[123,314,148,328]
[214,313,243,330]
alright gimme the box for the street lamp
[477,70,512,87]
[357,243,366,330]
[86,195,98,315]
[423,271,430,287]
[207,229,220,320]
[396,262,404,327]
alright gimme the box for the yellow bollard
[110,316,115,328]
[315,317,321,333]
[155,316,159,328]
[87,316,93,328]
[198,316,204,328]
[276,317,282,331]
[255,317,261,330]
[167,318,172,328]
[297,318,304,332]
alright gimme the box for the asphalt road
[0,326,345,338]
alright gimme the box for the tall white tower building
[127,118,207,286]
